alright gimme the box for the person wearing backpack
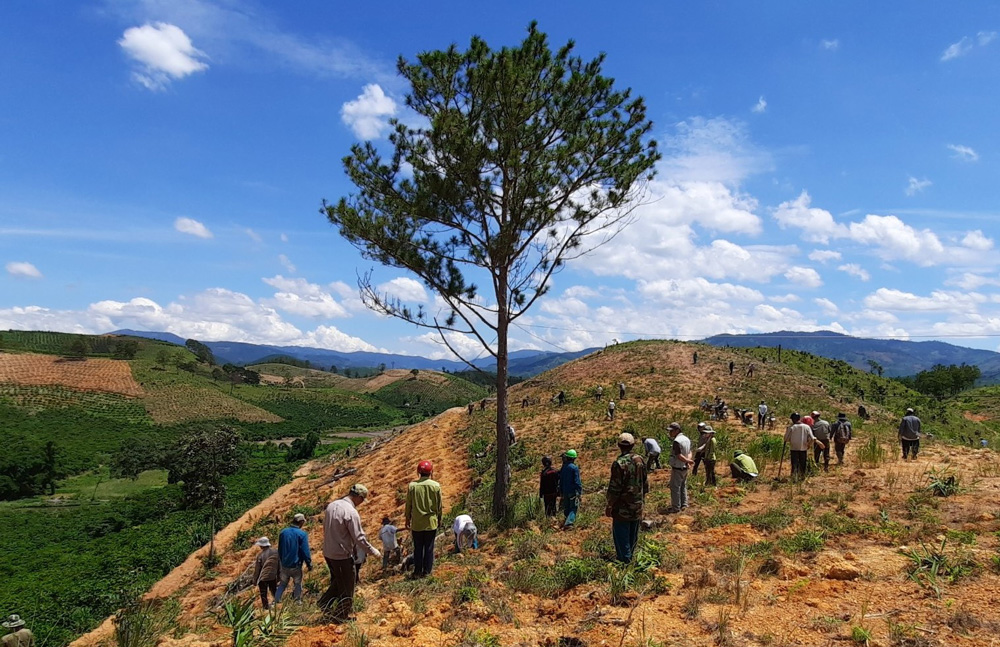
[831,413,853,465]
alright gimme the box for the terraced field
[0,352,143,396]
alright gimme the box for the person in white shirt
[643,437,662,471]
[318,484,381,623]
[452,514,478,552]
[784,413,823,481]
[667,423,694,512]
[757,401,768,430]
[378,516,401,570]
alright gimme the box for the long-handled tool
[776,440,788,480]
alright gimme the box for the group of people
[782,410,855,480]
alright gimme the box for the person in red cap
[405,460,443,578]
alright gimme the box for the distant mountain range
[702,331,1000,383]
[110,329,597,378]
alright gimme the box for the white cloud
[174,217,213,238]
[119,22,209,90]
[244,228,262,243]
[837,263,870,281]
[300,325,379,352]
[772,191,848,244]
[947,144,979,162]
[820,39,840,51]
[945,272,1000,290]
[262,275,348,318]
[637,277,764,306]
[377,277,427,303]
[278,254,296,273]
[808,249,842,263]
[941,37,974,61]
[341,84,397,139]
[659,117,773,185]
[905,176,932,196]
[961,230,994,251]
[784,266,823,288]
[6,262,42,279]
[942,32,996,61]
[847,215,945,266]
[863,287,985,312]
[751,96,767,114]
[814,297,839,316]
[280,233,289,243]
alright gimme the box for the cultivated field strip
[0,352,143,396]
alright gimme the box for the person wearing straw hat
[2,615,33,647]
[319,483,381,622]
[252,536,280,610]
[275,513,312,604]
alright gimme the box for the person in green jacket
[730,451,758,482]
[405,460,443,578]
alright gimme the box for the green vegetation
[371,373,485,417]
[895,363,981,398]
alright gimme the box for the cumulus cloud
[772,191,848,244]
[905,176,931,196]
[659,117,773,185]
[119,22,209,90]
[863,287,985,312]
[947,144,979,162]
[837,263,871,281]
[377,277,427,303]
[814,297,839,315]
[847,215,945,266]
[820,39,840,51]
[809,250,842,263]
[300,325,379,352]
[262,275,348,318]
[751,96,767,113]
[174,217,213,238]
[961,230,993,251]
[341,84,397,139]
[6,262,42,278]
[784,266,823,288]
[945,272,1000,290]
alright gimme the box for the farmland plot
[0,352,143,396]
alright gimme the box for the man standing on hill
[559,450,582,530]
[619,382,626,400]
[831,413,853,465]
[696,427,718,486]
[728,360,734,375]
[785,413,821,481]
[757,401,768,430]
[319,484,380,622]
[596,385,604,401]
[606,433,648,563]
[607,400,616,421]
[667,423,693,513]
[691,422,709,475]
[275,513,312,604]
[539,456,560,516]
[811,411,832,472]
[405,461,443,577]
[899,408,922,461]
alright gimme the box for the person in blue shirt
[559,450,582,530]
[274,513,312,604]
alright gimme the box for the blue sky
[3,1,1000,359]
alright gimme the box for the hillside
[68,340,1000,647]
[704,330,1000,382]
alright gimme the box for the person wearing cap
[696,427,718,486]
[607,399,616,421]
[730,451,758,482]
[810,411,832,472]
[252,536,280,610]
[379,516,401,570]
[406,461,443,578]
[785,413,821,481]
[757,401,768,430]
[643,437,662,471]
[899,408,922,461]
[667,423,694,513]
[831,413,853,465]
[319,483,381,621]
[274,512,312,604]
[559,449,582,529]
[606,432,648,562]
[539,456,560,516]
[2,615,33,647]
[691,422,709,475]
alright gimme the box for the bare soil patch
[0,352,143,396]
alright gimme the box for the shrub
[778,530,825,554]
[901,539,977,598]
[114,598,179,647]
[856,436,887,467]
[927,470,960,497]
[554,557,604,590]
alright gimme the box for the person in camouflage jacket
[606,432,649,563]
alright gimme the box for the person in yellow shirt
[405,460,443,578]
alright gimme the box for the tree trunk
[491,273,511,522]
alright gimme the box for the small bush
[856,436,887,467]
[779,530,825,553]
[554,557,604,590]
[750,507,793,532]
[927,470,960,497]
